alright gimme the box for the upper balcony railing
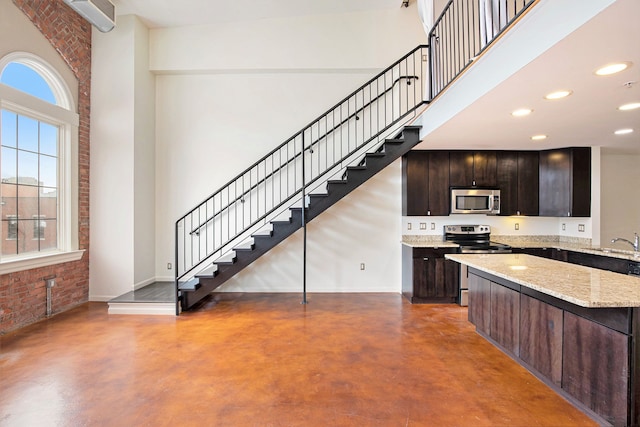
[428,0,536,98]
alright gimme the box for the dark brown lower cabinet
[520,295,563,386]
[468,273,490,335]
[490,282,519,356]
[563,312,629,427]
[466,268,638,427]
[402,246,459,303]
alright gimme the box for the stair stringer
[179,125,421,310]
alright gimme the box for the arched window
[0,52,80,270]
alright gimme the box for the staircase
[174,0,537,313]
[179,126,422,310]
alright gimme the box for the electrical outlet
[407,223,412,230]
[360,263,365,270]
[430,222,435,230]
[420,223,426,230]
[167,263,172,270]
[578,224,585,232]
[562,223,566,231]
[514,223,519,231]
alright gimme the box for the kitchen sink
[585,247,640,257]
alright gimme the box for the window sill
[0,250,85,275]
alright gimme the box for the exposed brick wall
[1,0,91,334]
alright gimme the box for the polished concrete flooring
[0,293,597,426]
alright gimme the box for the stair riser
[181,126,421,310]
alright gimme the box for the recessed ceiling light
[614,128,634,135]
[619,102,640,111]
[531,134,547,141]
[595,62,632,76]
[544,90,572,100]
[511,108,532,117]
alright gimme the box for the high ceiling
[111,0,401,28]
[111,0,639,154]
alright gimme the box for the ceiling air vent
[63,0,116,33]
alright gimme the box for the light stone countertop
[402,235,640,261]
[445,253,640,308]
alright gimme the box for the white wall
[220,161,402,292]
[90,15,156,300]
[402,215,592,240]
[601,150,640,247]
[152,6,426,292]
[133,17,156,287]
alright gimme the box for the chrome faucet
[611,233,639,251]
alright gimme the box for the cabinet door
[570,147,591,217]
[433,256,459,299]
[520,295,563,385]
[563,312,629,426]
[473,151,497,187]
[539,148,590,217]
[496,151,518,216]
[468,273,491,335]
[490,282,520,356]
[449,151,474,187]
[402,152,429,216]
[517,151,539,216]
[566,251,629,274]
[539,149,571,216]
[511,247,551,258]
[427,151,450,216]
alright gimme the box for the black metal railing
[428,0,535,98]
[175,46,428,283]
[174,0,538,294]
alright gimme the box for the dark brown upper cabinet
[449,151,497,187]
[402,151,450,216]
[497,151,539,216]
[539,147,591,217]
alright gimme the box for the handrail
[187,74,419,236]
[176,45,428,281]
[176,45,427,226]
[175,0,538,288]
[428,0,535,98]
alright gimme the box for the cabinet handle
[423,257,429,261]
[427,210,431,216]
[516,210,520,216]
[568,212,571,217]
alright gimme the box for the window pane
[40,192,57,220]
[38,219,57,250]
[2,218,18,255]
[18,116,39,152]
[2,146,17,181]
[1,183,17,217]
[0,62,56,104]
[1,110,17,147]
[40,122,58,156]
[17,150,38,185]
[39,154,57,188]
[17,185,38,219]
[17,219,38,253]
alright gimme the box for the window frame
[0,52,83,273]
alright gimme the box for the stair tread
[179,278,201,291]
[233,240,255,251]
[195,264,218,278]
[252,229,273,238]
[215,253,237,264]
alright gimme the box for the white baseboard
[108,302,176,315]
[133,277,156,290]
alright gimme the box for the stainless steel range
[444,224,511,307]
[444,224,512,254]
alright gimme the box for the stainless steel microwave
[450,188,500,215]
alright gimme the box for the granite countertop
[445,253,640,308]
[402,235,640,261]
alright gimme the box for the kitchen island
[445,253,640,427]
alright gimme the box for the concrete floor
[0,293,597,426]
